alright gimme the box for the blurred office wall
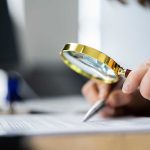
[78,0,101,49]
[23,0,86,97]
[8,0,78,67]
[7,0,150,97]
[24,0,78,67]
[7,0,87,97]
[101,0,150,70]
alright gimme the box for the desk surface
[29,132,150,150]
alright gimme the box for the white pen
[83,100,106,122]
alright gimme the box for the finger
[140,68,150,100]
[107,90,132,107]
[122,64,148,94]
[112,107,129,117]
[100,106,115,117]
[82,80,95,95]
[101,106,129,117]
[82,80,99,103]
[96,82,111,100]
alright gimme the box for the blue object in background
[6,72,22,103]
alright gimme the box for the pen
[83,99,106,122]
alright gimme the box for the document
[14,96,90,113]
[1,96,150,136]
[0,114,150,136]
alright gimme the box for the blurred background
[1,0,150,99]
[1,0,150,149]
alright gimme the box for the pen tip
[82,117,88,122]
[82,113,90,122]
[82,100,106,122]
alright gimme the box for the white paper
[14,96,90,113]
[1,114,150,136]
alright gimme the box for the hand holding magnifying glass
[60,43,131,121]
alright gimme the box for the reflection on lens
[63,51,117,83]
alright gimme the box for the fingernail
[122,82,130,93]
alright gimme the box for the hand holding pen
[82,79,116,121]
[60,44,150,120]
[82,78,150,121]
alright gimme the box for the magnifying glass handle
[125,69,131,77]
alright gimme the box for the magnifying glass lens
[63,51,118,83]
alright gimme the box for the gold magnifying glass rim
[60,43,124,84]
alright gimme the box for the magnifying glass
[60,43,131,84]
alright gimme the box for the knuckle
[86,93,98,103]
[107,92,119,106]
[81,85,87,95]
